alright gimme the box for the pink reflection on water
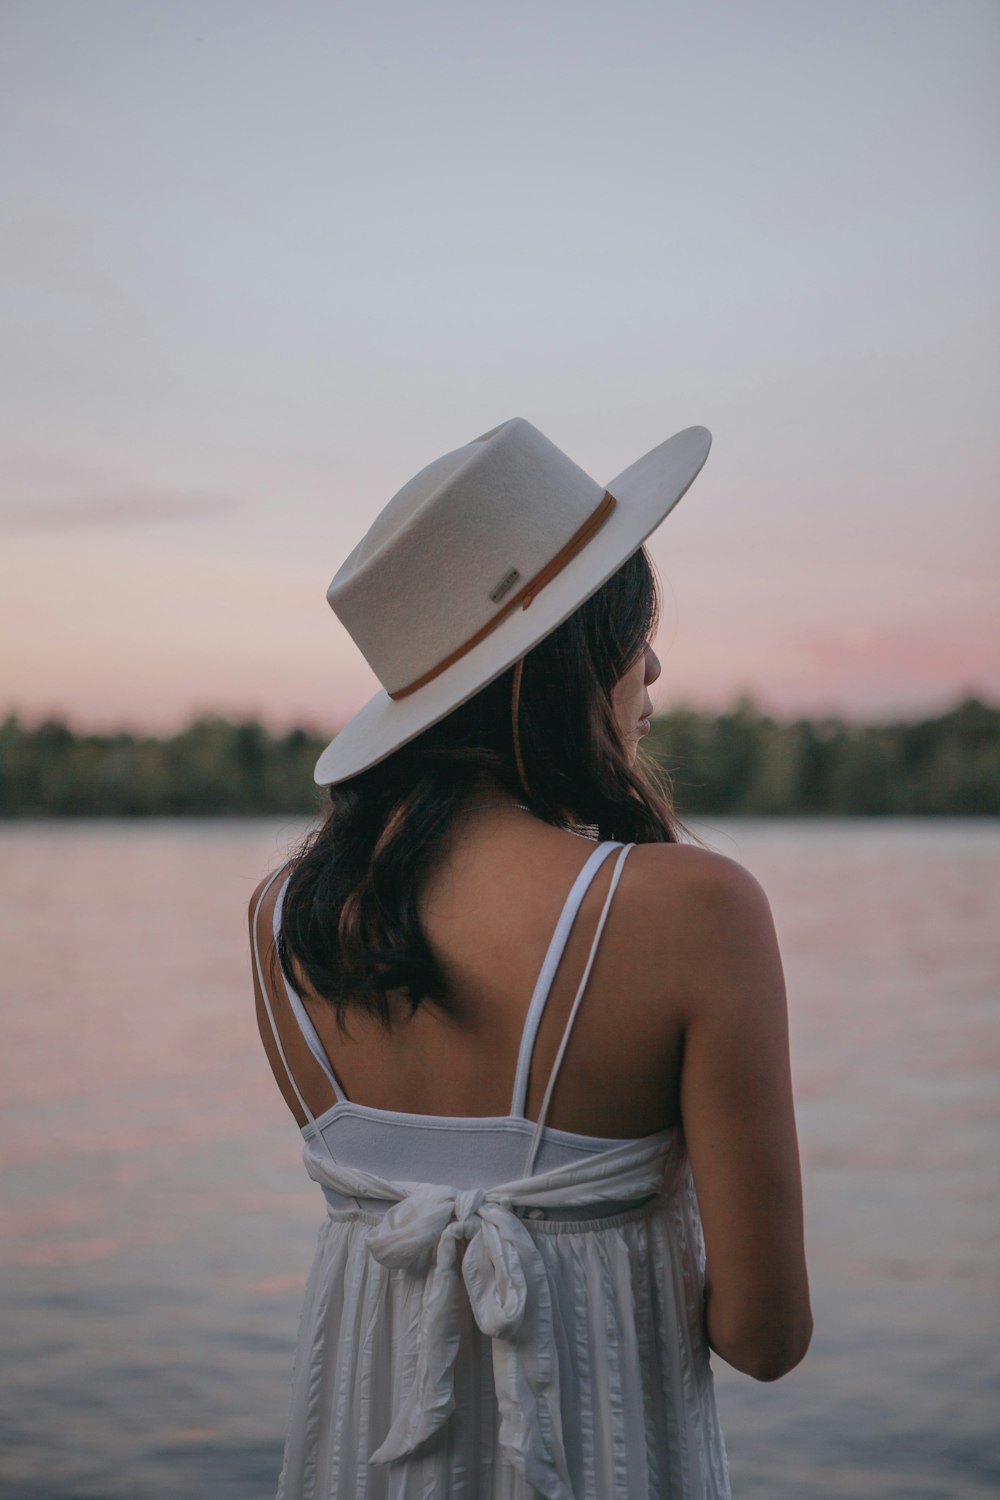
[20,1235,138,1268]
[246,1272,310,1296]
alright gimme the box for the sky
[1,0,997,734]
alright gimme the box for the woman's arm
[676,851,812,1381]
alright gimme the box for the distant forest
[1,695,997,818]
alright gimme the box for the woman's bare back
[252,811,717,1140]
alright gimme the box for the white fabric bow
[366,1183,569,1495]
[303,1132,678,1500]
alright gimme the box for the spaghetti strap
[251,871,348,1176]
[523,842,635,1177]
[509,840,623,1119]
[271,876,349,1104]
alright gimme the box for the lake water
[0,817,997,1499]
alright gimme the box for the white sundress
[253,839,731,1499]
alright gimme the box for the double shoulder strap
[252,839,635,1175]
[514,840,633,1173]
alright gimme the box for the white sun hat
[313,417,711,786]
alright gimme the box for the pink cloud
[0,493,237,529]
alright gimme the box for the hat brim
[313,425,711,786]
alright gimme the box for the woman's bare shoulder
[624,842,779,1007]
[627,840,770,912]
[247,864,293,949]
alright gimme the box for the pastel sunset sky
[2,0,997,735]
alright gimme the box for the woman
[250,418,811,1499]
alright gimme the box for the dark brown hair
[279,546,692,1028]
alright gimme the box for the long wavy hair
[279,545,693,1028]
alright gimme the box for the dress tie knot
[453,1187,487,1233]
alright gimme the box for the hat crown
[327,417,605,696]
[340,429,491,572]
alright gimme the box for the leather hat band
[387,490,617,701]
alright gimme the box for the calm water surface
[1,818,997,1499]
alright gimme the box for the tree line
[0,694,997,818]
